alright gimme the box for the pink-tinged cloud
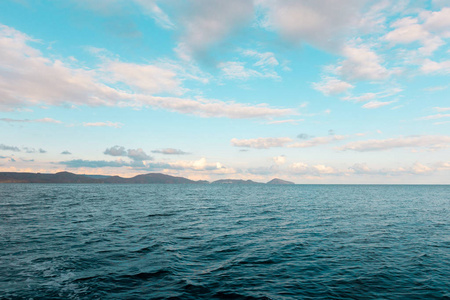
[338,135,450,152]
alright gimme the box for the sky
[0,0,449,184]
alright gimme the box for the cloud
[152,148,189,155]
[242,49,279,68]
[104,145,127,156]
[23,147,47,154]
[434,107,450,112]
[422,7,450,38]
[419,113,450,120]
[420,58,450,74]
[232,134,347,149]
[259,0,368,50]
[83,121,123,128]
[231,137,293,149]
[343,87,402,101]
[362,100,394,109]
[134,95,295,119]
[176,0,254,60]
[313,77,354,96]
[218,61,280,80]
[75,0,174,30]
[297,133,314,140]
[0,117,62,124]
[145,158,227,172]
[127,148,152,161]
[104,146,152,161]
[349,162,443,176]
[131,0,175,29]
[104,60,183,94]
[0,144,20,152]
[59,157,232,173]
[336,45,390,81]
[0,24,294,119]
[338,135,450,152]
[61,151,72,155]
[384,16,443,56]
[423,85,448,92]
[272,155,286,165]
[267,119,304,125]
[289,162,338,175]
[288,135,346,148]
[60,159,136,169]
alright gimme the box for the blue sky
[0,0,449,183]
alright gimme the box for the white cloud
[259,0,368,50]
[0,24,121,110]
[422,7,450,38]
[336,45,390,81]
[152,148,189,155]
[267,119,304,125]
[83,121,123,128]
[289,161,339,175]
[272,155,286,165]
[132,0,175,29]
[218,61,279,80]
[104,61,183,95]
[231,137,293,149]
[420,59,450,74]
[384,16,444,56]
[362,100,394,109]
[0,24,294,119]
[434,107,450,112]
[338,135,450,152]
[288,135,346,148]
[232,134,346,149]
[419,113,450,120]
[313,77,354,96]
[242,49,279,68]
[0,117,62,124]
[75,0,174,29]
[176,0,254,60]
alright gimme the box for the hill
[0,172,206,184]
[212,179,261,184]
[266,178,295,185]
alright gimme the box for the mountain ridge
[0,172,295,184]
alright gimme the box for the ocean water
[0,184,449,299]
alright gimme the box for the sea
[0,184,449,299]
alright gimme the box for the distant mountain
[0,172,207,184]
[212,179,261,184]
[0,172,296,185]
[266,178,295,185]
[116,173,202,184]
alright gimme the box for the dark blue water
[1,184,449,299]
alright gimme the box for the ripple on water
[0,184,449,299]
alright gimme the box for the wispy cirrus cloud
[0,117,62,124]
[231,137,293,149]
[418,113,450,120]
[362,100,395,109]
[83,121,123,128]
[313,77,354,96]
[0,24,294,119]
[152,148,189,155]
[232,134,347,149]
[287,135,346,148]
[337,135,450,152]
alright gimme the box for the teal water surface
[1,184,449,299]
